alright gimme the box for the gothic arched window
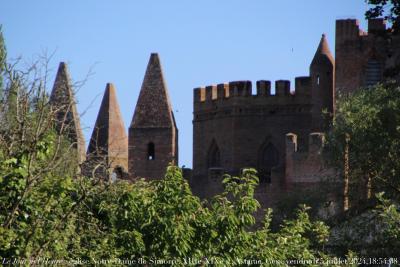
[208,140,221,168]
[147,142,155,160]
[258,142,279,183]
[364,59,382,87]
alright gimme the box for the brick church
[50,18,400,208]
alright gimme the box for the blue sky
[1,0,368,168]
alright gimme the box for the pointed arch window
[258,142,279,183]
[147,142,155,160]
[208,140,221,168]
[364,59,382,87]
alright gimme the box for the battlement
[285,132,333,183]
[295,76,311,96]
[336,19,363,41]
[336,18,387,44]
[286,132,325,154]
[194,77,312,103]
[275,80,291,96]
[229,81,252,97]
[368,18,386,33]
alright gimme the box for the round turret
[310,34,335,130]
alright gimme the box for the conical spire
[311,34,334,66]
[130,53,176,129]
[128,53,178,180]
[50,62,86,163]
[87,83,128,170]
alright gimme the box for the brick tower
[192,35,335,199]
[50,62,86,164]
[86,83,128,179]
[335,19,394,94]
[128,53,178,180]
[310,34,335,130]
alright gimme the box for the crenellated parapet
[194,81,252,103]
[285,132,335,184]
[195,77,315,99]
[194,78,313,102]
[335,19,366,44]
[336,18,387,44]
[193,78,314,119]
[294,76,311,96]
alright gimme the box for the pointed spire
[130,53,176,129]
[87,83,128,170]
[311,34,334,66]
[128,53,178,180]
[50,62,86,163]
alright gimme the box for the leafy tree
[325,82,400,202]
[374,193,400,254]
[71,167,332,265]
[0,32,90,259]
[0,66,77,259]
[324,82,400,257]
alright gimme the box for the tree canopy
[324,82,400,257]
[325,82,400,201]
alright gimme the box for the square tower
[128,53,178,180]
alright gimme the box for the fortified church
[49,18,400,209]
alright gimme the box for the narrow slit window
[147,142,155,160]
[317,75,320,85]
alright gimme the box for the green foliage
[1,126,333,264]
[0,74,78,259]
[0,39,83,259]
[374,193,400,254]
[0,132,77,258]
[325,82,400,258]
[61,167,332,265]
[325,82,400,199]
